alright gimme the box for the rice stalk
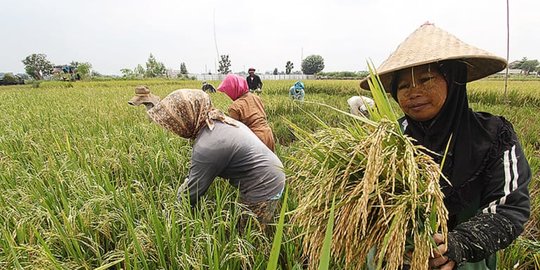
[287,64,448,270]
[317,196,336,270]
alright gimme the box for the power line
[213,9,220,68]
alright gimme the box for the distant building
[166,69,181,78]
[52,65,80,81]
[496,68,522,75]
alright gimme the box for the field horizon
[0,78,538,269]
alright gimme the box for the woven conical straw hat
[360,22,507,90]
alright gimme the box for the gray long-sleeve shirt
[180,120,285,205]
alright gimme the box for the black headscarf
[391,61,508,216]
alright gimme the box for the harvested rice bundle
[288,67,448,270]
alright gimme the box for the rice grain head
[287,64,448,269]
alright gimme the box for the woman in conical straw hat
[361,22,531,269]
[128,88,286,230]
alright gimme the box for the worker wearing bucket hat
[128,85,161,110]
[361,23,531,269]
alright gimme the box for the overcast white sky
[1,0,538,75]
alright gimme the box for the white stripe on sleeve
[482,145,519,214]
[511,145,519,191]
[500,149,512,206]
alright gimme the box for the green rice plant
[0,78,538,268]
[498,237,540,269]
[317,196,336,270]
[0,85,283,269]
[1,228,23,269]
[267,188,289,270]
[287,64,448,270]
[468,80,540,107]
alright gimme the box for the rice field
[0,79,539,269]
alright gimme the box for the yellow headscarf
[147,89,236,139]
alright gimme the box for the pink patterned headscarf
[217,74,249,101]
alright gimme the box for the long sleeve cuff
[446,213,517,264]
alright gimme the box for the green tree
[520,59,539,75]
[273,68,278,75]
[76,62,92,79]
[508,60,523,69]
[22,53,53,80]
[91,70,102,77]
[120,68,134,78]
[301,55,325,75]
[285,61,294,74]
[0,73,20,85]
[218,55,231,74]
[145,54,166,78]
[134,64,145,78]
[180,62,188,74]
[317,71,367,78]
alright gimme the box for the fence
[175,72,315,81]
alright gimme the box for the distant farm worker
[246,67,263,93]
[128,85,161,109]
[289,81,305,101]
[218,74,276,152]
[201,81,216,93]
[361,22,530,269]
[347,95,374,117]
[128,88,285,229]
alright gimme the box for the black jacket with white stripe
[443,118,531,266]
[401,114,531,267]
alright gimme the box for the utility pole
[504,0,510,101]
[301,47,304,74]
[213,9,220,60]
[214,9,220,76]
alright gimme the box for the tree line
[16,53,349,80]
[214,54,326,75]
[21,54,92,81]
[15,53,540,83]
[509,57,540,75]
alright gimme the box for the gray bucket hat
[128,85,161,107]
